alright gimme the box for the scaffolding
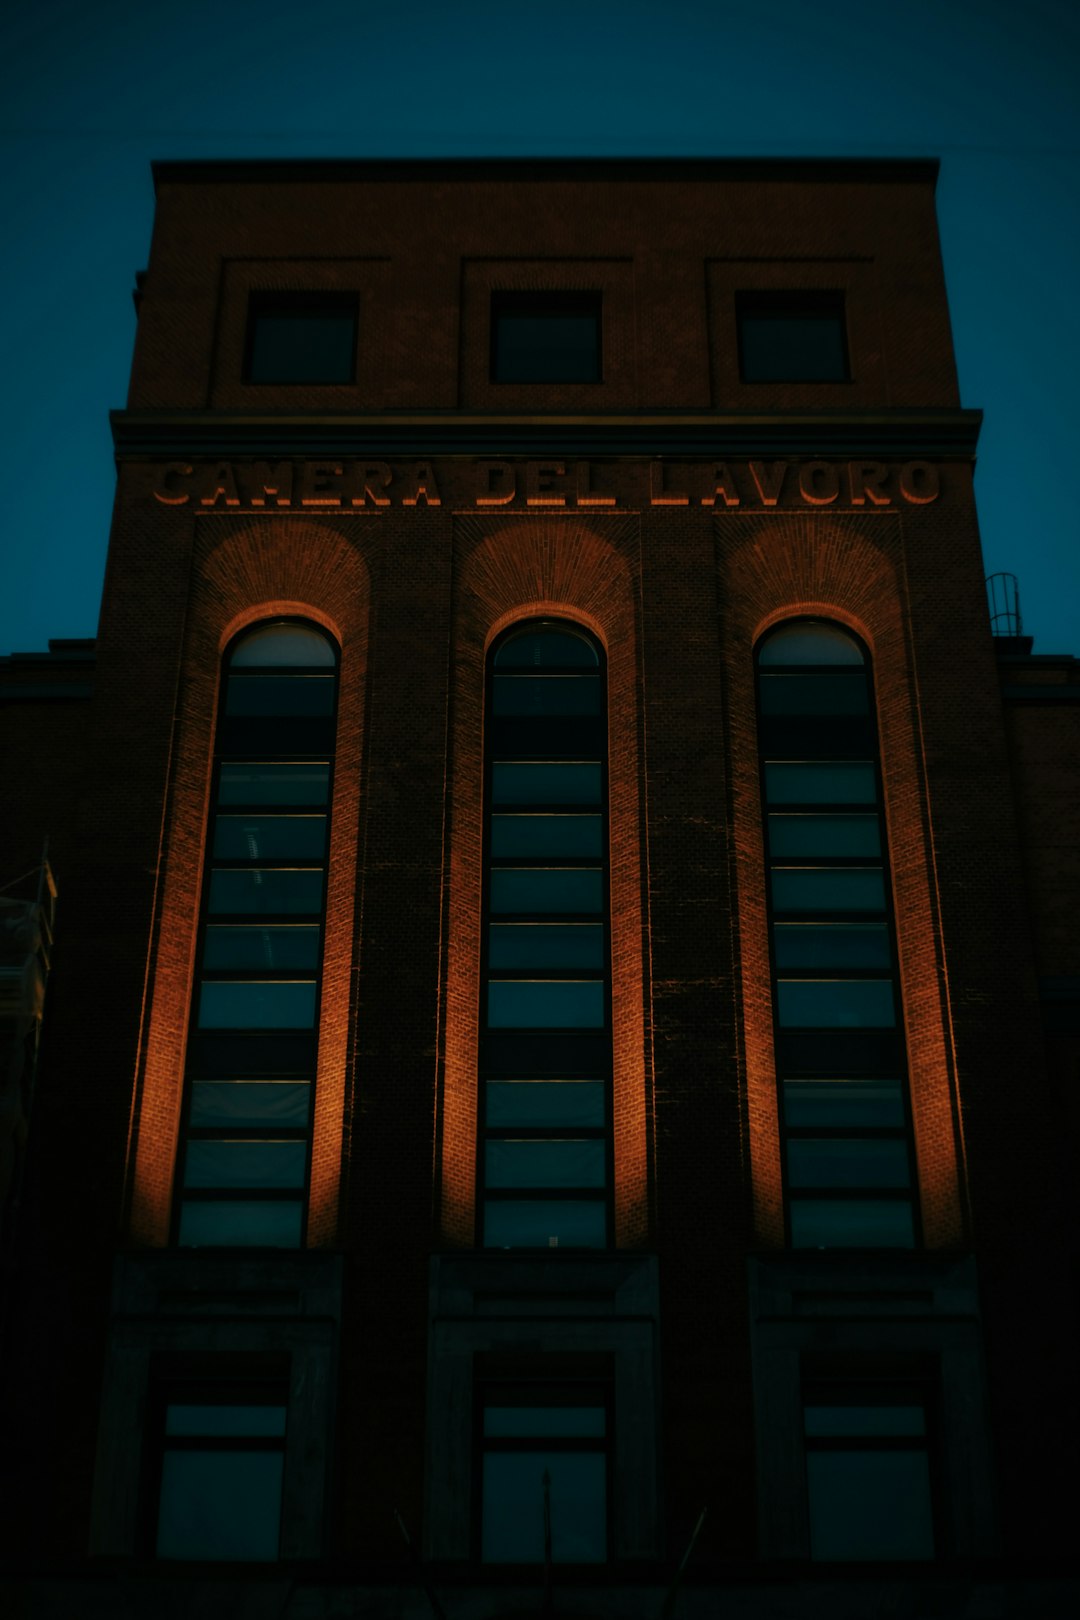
[0,848,57,1246]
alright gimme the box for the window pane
[190,1081,312,1129]
[492,296,601,385]
[197,981,317,1029]
[489,924,604,970]
[495,631,598,669]
[759,623,864,666]
[178,1200,302,1247]
[491,816,603,859]
[483,1451,606,1561]
[209,869,324,915]
[759,675,869,716]
[486,1080,605,1129]
[217,763,329,806]
[771,868,885,913]
[213,815,327,860]
[764,762,877,804]
[789,1198,914,1248]
[230,624,336,667]
[490,870,603,914]
[157,1450,283,1560]
[225,675,335,717]
[203,926,321,971]
[485,1139,606,1189]
[166,1404,287,1438]
[740,309,848,384]
[804,1405,925,1439]
[493,676,601,717]
[484,1199,607,1249]
[773,923,891,970]
[787,1137,910,1189]
[806,1451,934,1560]
[248,308,356,385]
[488,981,605,1028]
[485,1406,606,1438]
[783,1078,904,1129]
[777,979,895,1028]
[492,763,602,805]
[768,815,880,858]
[183,1140,307,1190]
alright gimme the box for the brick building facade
[1,160,1077,1618]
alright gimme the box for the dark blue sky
[2,0,1078,654]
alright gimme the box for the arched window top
[229,622,337,668]
[758,621,865,667]
[494,624,599,670]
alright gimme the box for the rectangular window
[488,980,605,1028]
[479,1379,609,1562]
[764,762,877,805]
[177,1200,303,1247]
[491,292,602,383]
[489,924,604,970]
[208,868,325,916]
[491,762,602,806]
[217,763,330,806]
[244,292,358,384]
[777,979,895,1028]
[212,816,328,861]
[485,1079,605,1129]
[189,1080,312,1129]
[183,1139,307,1190]
[772,923,891,970]
[490,869,603,915]
[767,815,881,858]
[202,926,322,971]
[803,1380,935,1560]
[737,291,849,383]
[197,980,317,1029]
[790,1199,915,1248]
[483,1199,608,1249]
[770,867,886,914]
[153,1373,288,1561]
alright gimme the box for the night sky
[2,0,1078,655]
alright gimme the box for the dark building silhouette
[1,159,1078,1618]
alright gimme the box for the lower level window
[479,1377,610,1563]
[803,1378,935,1560]
[153,1370,288,1560]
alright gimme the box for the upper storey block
[128,158,959,414]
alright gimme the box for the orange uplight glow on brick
[125,517,369,1246]
[721,512,969,1248]
[439,513,651,1248]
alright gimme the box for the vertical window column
[480,624,611,1249]
[150,1359,289,1561]
[756,621,917,1248]
[803,1374,936,1560]
[477,1365,611,1564]
[177,622,338,1248]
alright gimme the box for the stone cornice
[111,407,982,460]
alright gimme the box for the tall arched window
[175,621,338,1247]
[755,621,918,1247]
[479,622,611,1248]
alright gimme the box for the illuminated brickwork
[1,161,1077,1614]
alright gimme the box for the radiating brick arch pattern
[127,515,370,1246]
[715,510,968,1248]
[440,514,651,1247]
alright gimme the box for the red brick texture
[127,508,370,1245]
